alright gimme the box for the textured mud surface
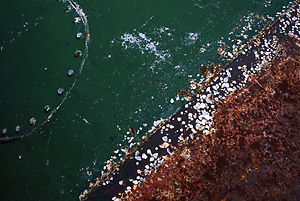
[125,48,300,201]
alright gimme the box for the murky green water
[0,0,292,200]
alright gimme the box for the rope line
[0,0,90,144]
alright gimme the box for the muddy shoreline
[81,1,300,200]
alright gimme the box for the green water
[0,0,291,200]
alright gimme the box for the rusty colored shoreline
[125,44,300,201]
[80,1,300,200]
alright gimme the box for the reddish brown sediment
[124,42,300,201]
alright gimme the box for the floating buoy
[15,126,20,134]
[76,32,83,39]
[44,105,51,113]
[74,50,82,57]
[73,17,81,24]
[2,128,7,136]
[57,88,64,95]
[29,118,36,126]
[64,6,71,13]
[67,69,74,77]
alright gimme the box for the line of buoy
[0,0,90,144]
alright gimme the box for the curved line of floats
[0,0,90,144]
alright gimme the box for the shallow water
[0,0,292,200]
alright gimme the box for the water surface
[0,0,291,200]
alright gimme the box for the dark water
[0,0,292,200]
